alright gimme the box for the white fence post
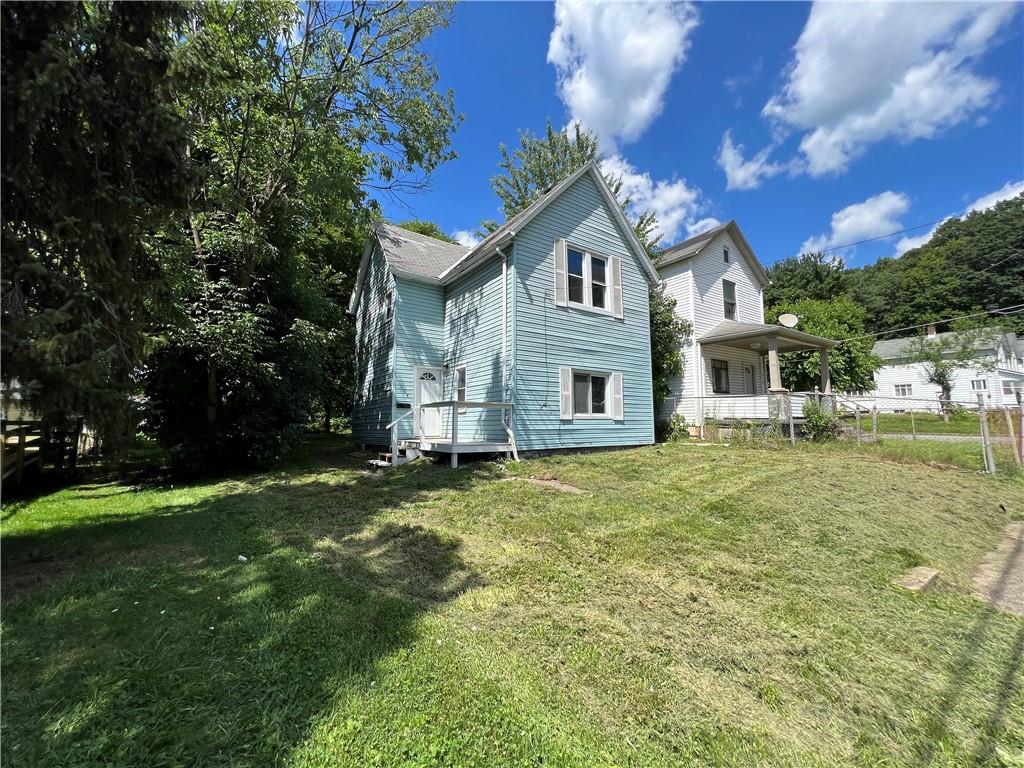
[978,393,995,474]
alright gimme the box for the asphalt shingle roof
[872,330,1008,360]
[660,220,733,261]
[375,222,469,279]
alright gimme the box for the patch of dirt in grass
[971,521,1024,616]
[500,476,586,494]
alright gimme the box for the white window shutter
[554,240,568,307]
[610,256,623,319]
[611,372,624,420]
[559,367,572,419]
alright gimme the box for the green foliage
[396,219,460,244]
[1,1,192,441]
[666,413,689,442]
[801,400,841,442]
[904,322,996,406]
[766,298,880,392]
[764,196,1024,335]
[764,252,848,307]
[140,1,458,470]
[649,287,693,411]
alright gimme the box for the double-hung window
[722,280,737,321]
[567,246,609,311]
[711,359,730,394]
[1003,380,1023,396]
[894,383,912,397]
[971,379,987,392]
[573,372,608,416]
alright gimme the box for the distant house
[658,220,837,428]
[347,161,658,465]
[861,326,1024,412]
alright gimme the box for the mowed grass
[850,437,1022,476]
[2,435,1023,767]
[874,411,1018,437]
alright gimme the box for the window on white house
[711,359,730,394]
[573,372,608,416]
[971,379,987,391]
[1003,380,1023,396]
[567,246,610,311]
[894,383,912,397]
[385,291,394,320]
[723,246,730,264]
[723,280,737,321]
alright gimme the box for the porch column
[767,338,783,391]
[819,347,832,394]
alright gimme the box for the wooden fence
[2,418,84,485]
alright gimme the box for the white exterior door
[415,367,443,437]
[743,364,756,394]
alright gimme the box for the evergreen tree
[2,1,193,443]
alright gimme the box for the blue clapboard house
[348,161,659,466]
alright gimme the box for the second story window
[723,280,737,321]
[723,246,730,263]
[385,291,394,320]
[566,246,609,311]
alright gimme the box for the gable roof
[348,161,661,314]
[873,329,1016,361]
[439,161,661,284]
[375,222,468,279]
[658,220,769,285]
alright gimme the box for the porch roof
[698,320,836,352]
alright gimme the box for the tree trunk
[206,359,218,426]
[322,396,332,433]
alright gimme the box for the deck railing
[386,401,516,467]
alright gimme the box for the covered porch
[694,321,837,425]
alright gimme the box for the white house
[658,221,836,428]
[863,327,1024,412]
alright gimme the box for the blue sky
[379,1,1024,269]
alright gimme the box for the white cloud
[717,131,786,191]
[966,180,1024,214]
[763,2,1017,177]
[802,191,910,254]
[548,1,699,150]
[601,154,707,245]
[687,218,722,238]
[895,179,1024,254]
[451,229,480,248]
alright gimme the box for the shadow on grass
[1,438,488,767]
[915,528,1024,767]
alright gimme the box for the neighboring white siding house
[865,329,1024,411]
[658,221,836,427]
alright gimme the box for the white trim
[564,241,616,315]
[438,162,660,285]
[454,364,468,414]
[413,365,444,438]
[659,221,769,285]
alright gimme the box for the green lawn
[873,411,1016,438]
[3,436,1023,767]
[851,437,1021,476]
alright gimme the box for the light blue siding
[393,277,445,440]
[352,242,394,445]
[443,258,508,442]
[511,173,654,450]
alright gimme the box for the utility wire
[818,217,948,254]
[834,303,1024,344]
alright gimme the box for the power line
[834,303,1024,344]
[819,217,949,254]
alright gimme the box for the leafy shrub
[802,400,842,442]
[666,413,689,442]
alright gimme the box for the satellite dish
[778,313,799,328]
